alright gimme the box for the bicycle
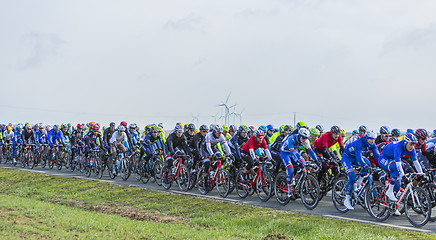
[331,167,384,213]
[161,152,190,191]
[366,172,432,227]
[315,155,346,201]
[20,144,35,169]
[84,148,104,179]
[274,162,320,209]
[416,169,436,222]
[236,156,274,202]
[2,142,13,164]
[197,154,231,197]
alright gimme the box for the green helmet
[310,128,320,136]
[222,125,229,132]
[280,125,293,133]
[296,122,307,130]
[340,128,346,136]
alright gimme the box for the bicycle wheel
[28,151,35,169]
[256,170,273,202]
[141,161,152,184]
[365,181,390,222]
[95,157,104,179]
[331,176,349,213]
[40,150,47,168]
[120,158,131,181]
[154,160,164,186]
[187,167,198,191]
[405,186,431,227]
[48,155,54,169]
[84,158,92,177]
[177,165,190,191]
[274,171,291,206]
[56,152,63,170]
[162,168,172,190]
[427,184,436,222]
[217,169,231,198]
[300,174,320,210]
[20,151,27,168]
[107,159,117,179]
[197,168,208,194]
[236,170,250,199]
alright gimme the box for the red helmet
[255,130,264,138]
[120,121,127,127]
[77,124,83,129]
[91,123,100,130]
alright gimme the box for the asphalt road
[1,163,435,234]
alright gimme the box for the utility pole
[293,112,296,127]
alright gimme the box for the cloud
[163,14,205,32]
[18,33,66,70]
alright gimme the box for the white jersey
[205,132,231,156]
[110,131,128,146]
[2,131,14,141]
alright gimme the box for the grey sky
[1,1,435,132]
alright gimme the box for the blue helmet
[380,126,391,135]
[406,129,414,134]
[404,133,418,144]
[358,125,367,133]
[266,124,274,130]
[352,130,359,135]
[315,125,324,132]
[391,128,400,137]
[258,125,267,132]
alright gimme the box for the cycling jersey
[34,129,47,144]
[2,131,14,142]
[70,129,85,146]
[21,130,37,145]
[109,131,129,148]
[380,140,423,177]
[204,132,231,156]
[241,136,272,160]
[103,127,115,146]
[183,131,195,146]
[343,136,379,171]
[47,129,64,146]
[281,134,317,162]
[166,132,191,157]
[314,131,344,149]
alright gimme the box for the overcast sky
[1,0,435,132]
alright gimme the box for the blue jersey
[13,130,23,144]
[281,134,317,162]
[129,130,139,146]
[381,140,417,163]
[344,136,380,165]
[47,129,65,145]
[35,129,47,144]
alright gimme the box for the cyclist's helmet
[229,125,237,132]
[188,123,196,131]
[284,125,293,132]
[266,124,274,130]
[330,125,341,134]
[117,125,125,132]
[145,125,152,131]
[158,123,164,128]
[309,128,320,136]
[404,133,418,144]
[358,125,367,133]
[406,129,414,134]
[53,125,59,131]
[129,124,136,129]
[109,122,115,128]
[391,128,400,137]
[295,121,307,130]
[222,125,229,132]
[120,121,127,127]
[214,126,223,134]
[77,124,83,129]
[298,128,310,139]
[92,123,100,130]
[366,130,377,139]
[415,129,428,140]
[315,125,324,132]
[238,125,248,133]
[390,137,399,142]
[352,130,359,135]
[7,126,12,131]
[248,126,255,133]
[39,125,44,129]
[33,124,39,130]
[25,125,31,130]
[258,125,267,132]
[380,126,391,135]
[199,125,208,131]
[184,124,189,130]
[175,124,183,133]
[255,130,264,138]
[340,128,346,136]
[151,125,159,133]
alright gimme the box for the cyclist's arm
[410,148,423,173]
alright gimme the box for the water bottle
[90,158,95,167]
[210,170,215,177]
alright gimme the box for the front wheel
[405,186,432,227]
[176,165,190,192]
[154,160,164,186]
[120,158,131,181]
[162,168,172,190]
[365,181,390,222]
[256,171,273,202]
[236,170,250,199]
[274,171,291,206]
[217,169,231,198]
[299,174,320,210]
[331,176,349,213]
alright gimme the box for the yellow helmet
[7,126,12,131]
[176,122,183,127]
[194,129,199,134]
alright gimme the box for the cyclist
[164,125,192,175]
[270,125,293,144]
[228,125,249,169]
[280,128,316,199]
[140,125,166,168]
[313,126,344,183]
[222,125,231,141]
[183,123,196,146]
[190,125,208,171]
[342,130,379,210]
[391,128,401,139]
[35,125,47,145]
[128,123,139,150]
[315,125,324,135]
[378,133,424,203]
[47,125,65,159]
[84,123,104,160]
[266,124,275,138]
[247,126,255,138]
[240,130,273,181]
[109,125,129,174]
[70,124,85,160]
[200,125,233,190]
[358,125,367,138]
[271,125,293,174]
[103,122,116,148]
[229,125,237,138]
[12,124,24,163]
[21,125,38,152]
[376,126,391,145]
[3,126,14,147]
[61,124,71,145]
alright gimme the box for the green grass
[0,167,435,240]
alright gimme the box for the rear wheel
[236,170,250,199]
[427,184,436,222]
[177,165,190,191]
[217,169,231,198]
[162,168,172,190]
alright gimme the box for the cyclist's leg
[379,157,399,201]
[280,151,294,197]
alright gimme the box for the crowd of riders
[1,121,436,224]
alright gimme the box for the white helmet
[298,128,310,138]
[366,130,377,139]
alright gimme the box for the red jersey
[241,136,268,153]
[314,131,343,149]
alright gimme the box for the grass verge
[0,167,434,239]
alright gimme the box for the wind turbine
[210,112,220,124]
[191,114,199,125]
[232,107,245,125]
[217,92,235,126]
